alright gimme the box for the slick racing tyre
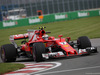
[77,36,91,49]
[0,44,17,62]
[33,42,46,62]
[77,36,91,55]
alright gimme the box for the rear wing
[9,33,28,48]
[10,33,28,40]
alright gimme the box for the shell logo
[64,45,69,47]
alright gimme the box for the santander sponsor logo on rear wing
[9,33,28,41]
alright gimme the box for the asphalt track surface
[0,38,100,75]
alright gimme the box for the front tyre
[0,44,17,62]
[77,36,91,49]
[77,36,91,55]
[33,42,45,62]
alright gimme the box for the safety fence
[0,10,100,29]
[1,0,100,17]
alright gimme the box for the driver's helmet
[42,34,48,40]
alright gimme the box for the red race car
[0,27,98,62]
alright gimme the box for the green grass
[0,16,100,46]
[0,63,25,74]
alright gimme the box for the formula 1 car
[0,27,98,62]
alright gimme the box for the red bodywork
[10,28,78,57]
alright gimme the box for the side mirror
[58,35,63,42]
[58,35,63,38]
[66,37,71,43]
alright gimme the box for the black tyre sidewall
[0,44,17,62]
[33,42,45,62]
[77,36,92,55]
[77,36,91,49]
[0,46,6,62]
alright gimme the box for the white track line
[35,66,100,75]
[26,65,53,67]
[16,68,45,71]
[29,62,61,74]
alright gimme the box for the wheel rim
[33,46,36,61]
[1,48,6,62]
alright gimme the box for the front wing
[42,47,97,59]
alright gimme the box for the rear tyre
[77,36,91,55]
[33,42,45,62]
[0,44,17,62]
